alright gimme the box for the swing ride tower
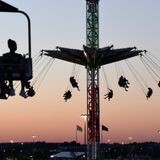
[86,0,100,160]
[43,0,144,159]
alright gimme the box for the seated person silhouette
[63,90,72,102]
[118,75,130,91]
[158,81,160,87]
[3,39,26,97]
[146,87,153,99]
[70,76,80,91]
[104,88,113,101]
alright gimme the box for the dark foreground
[0,141,159,160]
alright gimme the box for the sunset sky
[0,0,160,144]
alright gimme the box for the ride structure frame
[43,0,143,159]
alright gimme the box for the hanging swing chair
[0,1,33,98]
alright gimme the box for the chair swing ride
[0,1,160,160]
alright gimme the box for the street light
[10,140,14,144]
[157,130,160,143]
[128,136,133,144]
[107,139,111,144]
[81,114,87,145]
[32,135,36,143]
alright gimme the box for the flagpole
[76,125,82,152]
[81,114,87,145]
[101,128,103,144]
[100,126,103,160]
[101,125,109,143]
[76,126,77,143]
[76,126,77,152]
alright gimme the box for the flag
[102,125,108,132]
[76,125,83,132]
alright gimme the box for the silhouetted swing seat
[70,76,80,91]
[146,88,153,99]
[63,90,72,102]
[0,39,33,99]
[0,2,34,99]
[158,81,160,87]
[118,75,130,91]
[104,89,113,101]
